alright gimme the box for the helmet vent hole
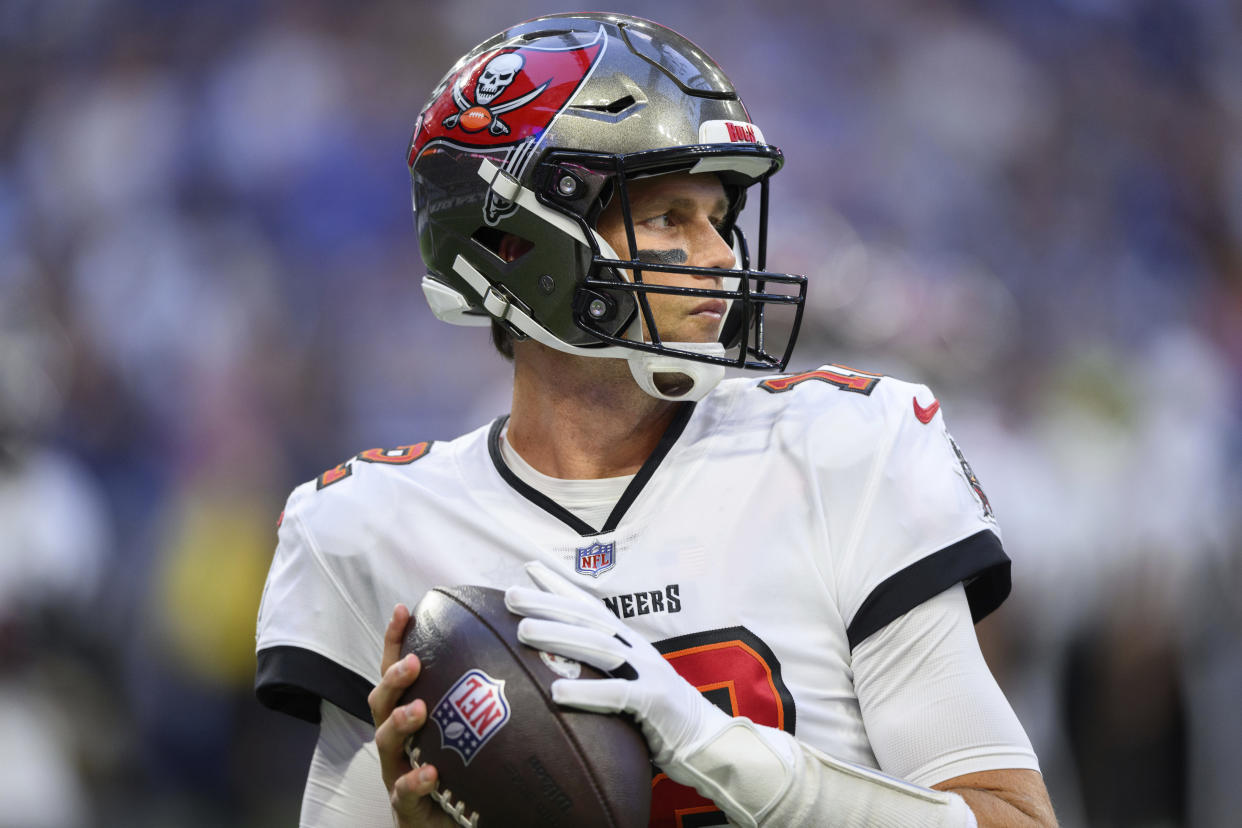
[574,95,636,115]
[519,29,572,41]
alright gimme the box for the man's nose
[688,218,735,274]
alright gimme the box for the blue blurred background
[1,0,1239,825]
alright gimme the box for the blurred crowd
[1,0,1238,826]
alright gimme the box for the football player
[256,13,1057,828]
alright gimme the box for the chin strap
[625,342,726,402]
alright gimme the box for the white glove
[505,562,978,828]
[503,561,732,776]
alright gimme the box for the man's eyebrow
[660,195,731,215]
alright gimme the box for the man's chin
[669,317,724,344]
[635,313,724,348]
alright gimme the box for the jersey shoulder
[708,363,936,440]
[718,367,1008,644]
[257,422,500,724]
[279,419,492,541]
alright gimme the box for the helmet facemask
[570,152,804,363]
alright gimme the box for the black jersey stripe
[488,417,598,535]
[487,402,697,537]
[602,401,695,533]
[845,529,1010,651]
[255,645,374,725]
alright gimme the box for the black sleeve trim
[255,645,375,725]
[601,400,695,533]
[846,529,1011,651]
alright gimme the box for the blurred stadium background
[1,0,1239,825]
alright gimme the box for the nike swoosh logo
[913,396,940,424]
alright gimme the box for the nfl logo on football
[575,540,615,577]
[430,668,510,765]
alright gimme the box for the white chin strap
[626,343,727,402]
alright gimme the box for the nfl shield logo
[575,540,616,577]
[430,669,510,765]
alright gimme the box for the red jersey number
[648,626,796,827]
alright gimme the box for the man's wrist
[676,717,978,828]
[674,717,798,828]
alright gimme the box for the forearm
[937,769,1058,828]
[302,702,395,828]
[678,718,977,828]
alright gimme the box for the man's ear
[499,234,534,263]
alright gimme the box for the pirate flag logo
[442,53,549,136]
[407,27,606,165]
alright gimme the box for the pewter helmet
[408,12,805,400]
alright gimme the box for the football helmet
[408,13,806,400]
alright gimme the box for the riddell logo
[725,122,757,142]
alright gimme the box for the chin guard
[626,343,727,402]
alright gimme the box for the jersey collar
[487,402,697,537]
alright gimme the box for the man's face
[596,173,737,344]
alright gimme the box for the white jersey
[256,365,1017,822]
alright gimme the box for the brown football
[399,585,652,827]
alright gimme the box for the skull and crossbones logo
[442,52,549,136]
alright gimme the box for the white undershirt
[498,430,633,531]
[298,583,1037,827]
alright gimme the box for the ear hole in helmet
[472,227,534,264]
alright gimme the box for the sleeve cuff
[910,750,1042,789]
[846,529,1010,650]
[255,645,375,725]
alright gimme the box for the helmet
[407,12,806,400]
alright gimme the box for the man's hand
[504,561,733,779]
[367,604,455,827]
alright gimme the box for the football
[399,585,652,827]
